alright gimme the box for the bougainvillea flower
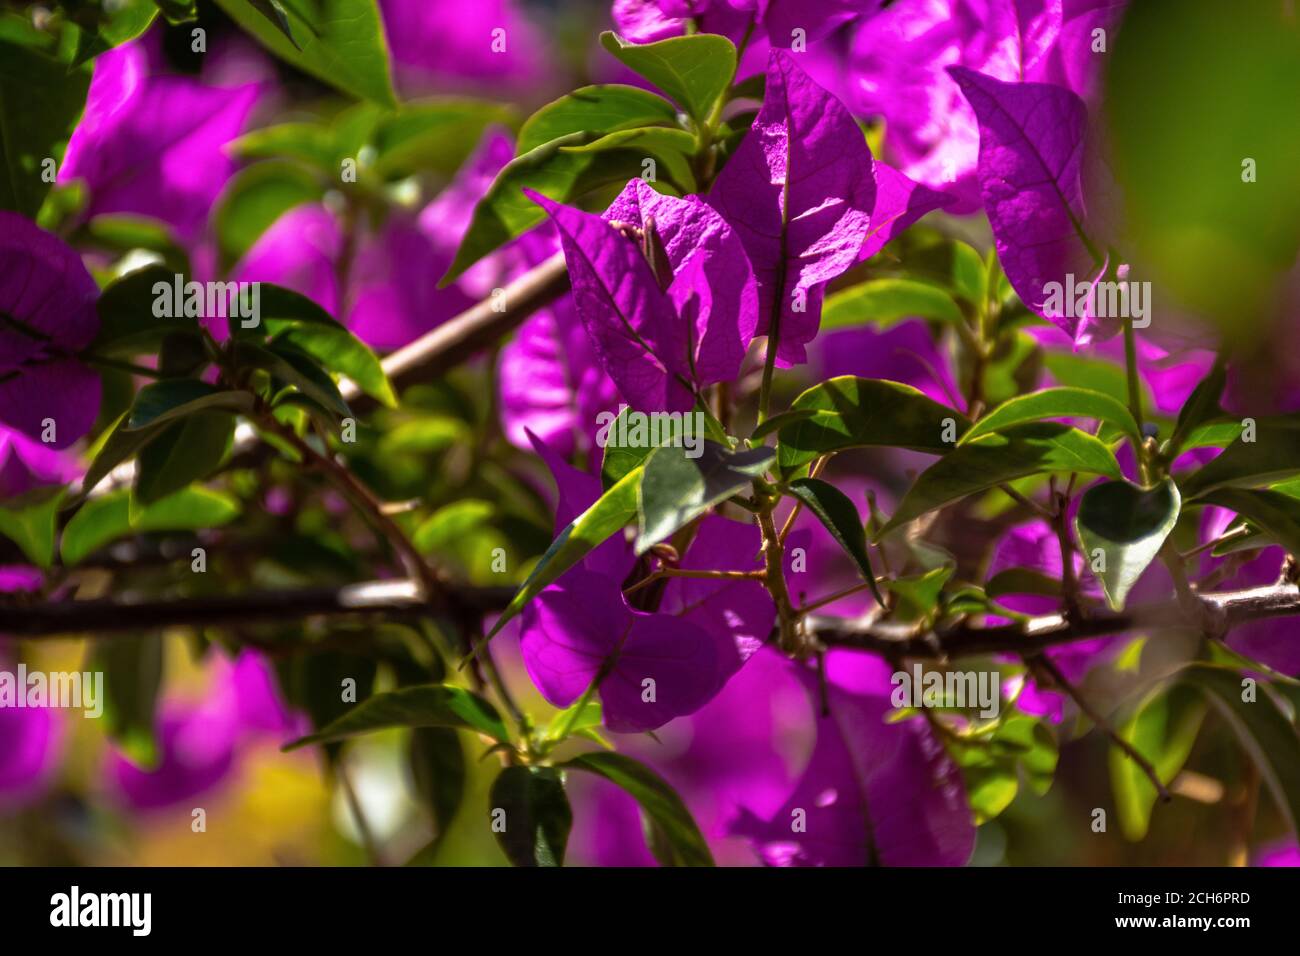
[107,650,303,811]
[518,440,774,732]
[950,67,1109,343]
[0,427,82,499]
[847,0,1124,210]
[709,50,876,366]
[499,289,620,461]
[379,0,547,96]
[232,203,344,320]
[731,651,974,866]
[566,644,811,865]
[613,0,875,49]
[59,39,261,244]
[0,212,101,449]
[529,179,757,412]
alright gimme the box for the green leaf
[749,408,816,443]
[92,634,164,768]
[599,31,735,122]
[518,84,679,155]
[562,751,713,866]
[1167,357,1226,455]
[489,765,572,867]
[231,121,338,171]
[1074,479,1180,611]
[71,0,159,65]
[886,565,955,621]
[408,727,466,840]
[776,377,970,477]
[961,387,1141,446]
[413,499,511,586]
[62,486,240,566]
[636,441,773,554]
[214,159,323,266]
[879,423,1122,535]
[1202,487,1300,557]
[373,99,517,180]
[133,411,236,507]
[1180,418,1300,499]
[0,39,90,217]
[821,279,966,333]
[442,132,668,284]
[0,487,63,568]
[271,322,395,407]
[85,214,190,276]
[1111,683,1206,841]
[560,127,698,194]
[126,380,255,431]
[283,684,510,749]
[1180,664,1300,839]
[786,477,882,603]
[482,466,642,643]
[234,340,350,417]
[598,405,692,490]
[93,265,201,355]
[1043,349,1150,411]
[214,0,395,105]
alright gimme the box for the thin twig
[1034,653,1170,802]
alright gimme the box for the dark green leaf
[1180,418,1300,499]
[92,634,164,768]
[126,380,255,431]
[961,387,1141,446]
[1181,664,1300,839]
[1202,487,1300,557]
[283,684,510,749]
[408,727,466,839]
[599,31,735,122]
[518,84,679,155]
[636,442,773,554]
[1168,356,1226,454]
[1074,479,1180,611]
[776,376,970,477]
[270,323,395,407]
[235,340,350,417]
[786,477,882,603]
[214,0,396,105]
[879,423,1122,535]
[562,751,713,866]
[133,411,236,507]
[0,39,90,217]
[93,265,201,355]
[489,766,572,867]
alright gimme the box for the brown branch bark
[7,578,1300,653]
[83,253,570,498]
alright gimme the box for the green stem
[1123,316,1144,435]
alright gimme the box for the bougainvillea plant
[2,0,1300,869]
